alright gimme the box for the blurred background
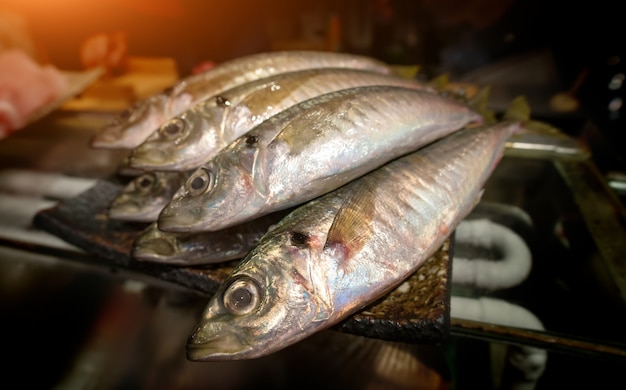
[1,1,626,389]
[1,0,624,169]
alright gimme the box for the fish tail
[427,73,449,91]
[467,85,497,124]
[503,96,531,123]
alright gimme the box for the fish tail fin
[502,96,535,136]
[390,65,420,80]
[428,75,497,124]
[428,73,449,91]
[503,96,531,123]
[505,96,570,137]
[467,85,497,124]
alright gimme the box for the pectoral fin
[324,184,376,263]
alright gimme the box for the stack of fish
[90,50,523,360]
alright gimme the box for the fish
[185,119,522,360]
[128,67,432,172]
[158,85,483,233]
[132,208,293,265]
[108,171,188,222]
[89,50,393,150]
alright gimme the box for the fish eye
[245,134,259,146]
[222,278,261,316]
[215,95,231,107]
[160,118,185,139]
[135,173,155,192]
[290,231,309,248]
[186,168,214,196]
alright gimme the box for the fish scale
[186,120,521,361]
[128,67,431,171]
[159,85,483,233]
[90,51,393,150]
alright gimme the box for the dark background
[2,0,625,170]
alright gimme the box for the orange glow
[106,0,186,18]
[1,0,185,17]
[1,1,279,73]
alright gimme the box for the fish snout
[186,323,249,361]
[132,233,178,262]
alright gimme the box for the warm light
[1,0,185,17]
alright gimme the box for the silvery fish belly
[128,68,432,172]
[89,50,392,150]
[132,208,293,265]
[159,85,483,233]
[186,120,521,361]
[108,171,188,222]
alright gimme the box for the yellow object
[390,65,420,80]
[62,56,179,112]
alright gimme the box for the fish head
[158,135,267,232]
[132,222,184,263]
[90,94,168,149]
[128,102,222,171]
[108,172,172,222]
[187,227,333,360]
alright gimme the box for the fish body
[159,85,483,233]
[128,67,431,171]
[132,208,293,265]
[108,171,188,222]
[89,51,392,150]
[186,120,521,361]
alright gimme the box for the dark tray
[33,179,452,344]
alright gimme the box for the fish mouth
[108,203,138,221]
[186,331,253,361]
[132,234,178,263]
[109,198,157,222]
[157,198,203,232]
[90,125,126,149]
[91,103,153,149]
[128,146,170,170]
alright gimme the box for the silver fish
[132,208,293,265]
[186,119,521,361]
[108,171,188,222]
[89,51,392,150]
[127,68,432,171]
[158,85,483,233]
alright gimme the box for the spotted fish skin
[89,51,392,150]
[159,85,483,233]
[185,120,520,361]
[128,67,431,172]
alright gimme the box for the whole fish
[89,51,393,150]
[158,85,483,233]
[186,119,522,361]
[108,171,188,222]
[128,67,432,171]
[132,208,293,265]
